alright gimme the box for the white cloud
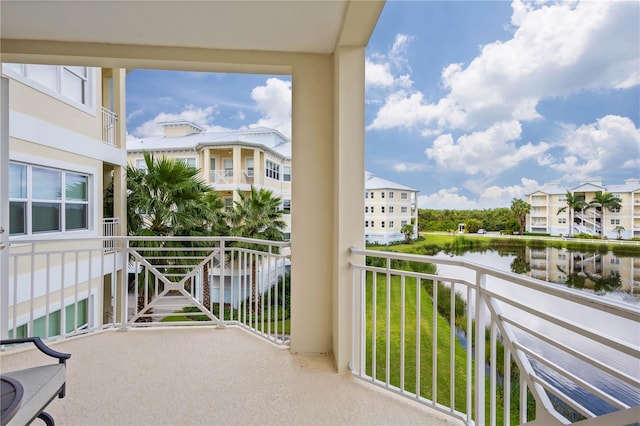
[425,121,550,176]
[133,106,222,137]
[127,108,144,122]
[418,187,480,210]
[366,59,395,88]
[368,1,639,134]
[248,78,291,138]
[477,177,540,207]
[366,34,415,93]
[393,162,428,172]
[418,177,541,209]
[549,115,640,181]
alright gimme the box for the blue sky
[126,0,640,209]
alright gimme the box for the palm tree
[178,191,228,312]
[227,186,286,312]
[510,198,531,235]
[589,192,622,239]
[401,223,414,243]
[557,192,586,237]
[126,152,226,321]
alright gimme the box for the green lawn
[364,271,522,424]
[364,271,470,413]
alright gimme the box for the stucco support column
[253,148,261,186]
[333,46,365,372]
[112,68,127,236]
[232,147,241,186]
[0,77,9,339]
[203,149,211,185]
[290,54,334,356]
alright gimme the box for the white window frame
[177,156,197,168]
[9,160,92,237]
[246,157,254,177]
[283,166,291,182]
[266,159,280,180]
[135,158,148,171]
[223,158,233,177]
[2,64,96,115]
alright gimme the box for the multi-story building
[127,121,292,239]
[2,63,128,337]
[526,246,639,294]
[364,172,418,244]
[526,179,640,239]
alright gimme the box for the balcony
[1,327,455,425]
[101,107,117,146]
[2,237,639,425]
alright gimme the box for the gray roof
[127,128,291,158]
[528,179,640,196]
[364,173,417,192]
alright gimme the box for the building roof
[528,179,640,196]
[365,172,417,192]
[127,128,291,158]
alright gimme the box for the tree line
[419,190,623,239]
[418,206,522,234]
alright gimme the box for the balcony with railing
[2,237,639,425]
[101,107,117,146]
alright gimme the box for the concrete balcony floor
[1,327,461,425]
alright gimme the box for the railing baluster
[432,279,438,404]
[400,274,405,392]
[372,269,377,383]
[504,346,511,426]
[385,257,391,386]
[416,276,420,398]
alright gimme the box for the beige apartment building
[527,247,639,295]
[526,179,640,239]
[2,63,128,337]
[127,121,293,239]
[364,172,418,244]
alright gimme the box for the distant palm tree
[510,198,531,235]
[228,186,286,312]
[401,223,414,243]
[557,192,586,237]
[589,192,622,239]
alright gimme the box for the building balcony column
[232,146,241,186]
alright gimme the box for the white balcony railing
[102,217,119,253]
[210,169,233,184]
[349,248,639,425]
[5,236,291,346]
[4,237,638,425]
[101,107,117,146]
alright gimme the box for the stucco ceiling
[0,1,355,54]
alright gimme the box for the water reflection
[433,245,640,415]
[439,246,639,305]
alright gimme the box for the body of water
[430,246,640,416]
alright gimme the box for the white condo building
[364,172,418,244]
[526,178,640,239]
[127,122,292,239]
